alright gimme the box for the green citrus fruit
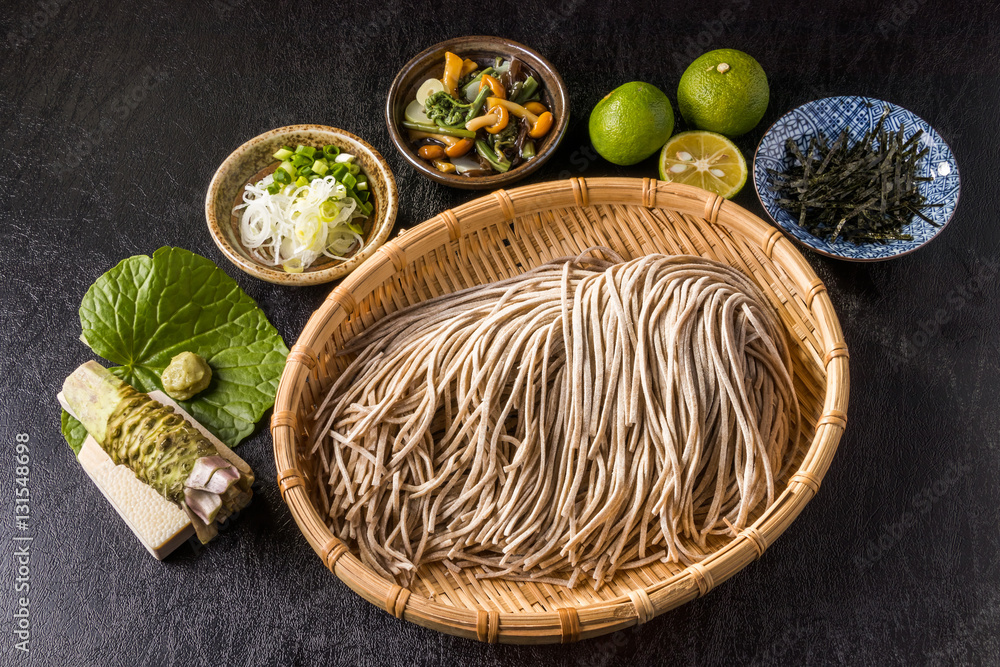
[658,130,746,199]
[677,49,769,137]
[588,82,674,166]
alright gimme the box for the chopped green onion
[272,147,294,161]
[401,119,476,139]
[264,145,369,209]
[237,157,372,272]
[282,258,304,274]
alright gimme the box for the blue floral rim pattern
[753,96,960,261]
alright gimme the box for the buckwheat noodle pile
[308,249,799,589]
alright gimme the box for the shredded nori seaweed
[768,107,942,245]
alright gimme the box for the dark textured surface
[1,1,999,665]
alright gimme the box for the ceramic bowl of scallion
[206,125,398,285]
[753,96,960,261]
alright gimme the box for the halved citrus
[657,130,747,199]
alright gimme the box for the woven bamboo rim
[272,178,849,644]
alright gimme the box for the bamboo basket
[271,178,849,644]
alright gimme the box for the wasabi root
[63,361,253,543]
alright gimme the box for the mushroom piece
[487,97,554,139]
[445,138,475,158]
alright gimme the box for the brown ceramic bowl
[385,36,569,190]
[205,125,398,286]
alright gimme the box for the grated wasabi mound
[161,351,212,402]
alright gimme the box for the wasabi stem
[104,385,217,504]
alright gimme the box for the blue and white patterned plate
[753,96,960,261]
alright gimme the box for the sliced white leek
[234,174,365,271]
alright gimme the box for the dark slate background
[2,0,998,665]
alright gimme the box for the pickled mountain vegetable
[403,52,554,176]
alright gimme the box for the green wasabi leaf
[76,247,289,448]
[60,410,88,456]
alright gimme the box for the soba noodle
[308,249,798,589]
